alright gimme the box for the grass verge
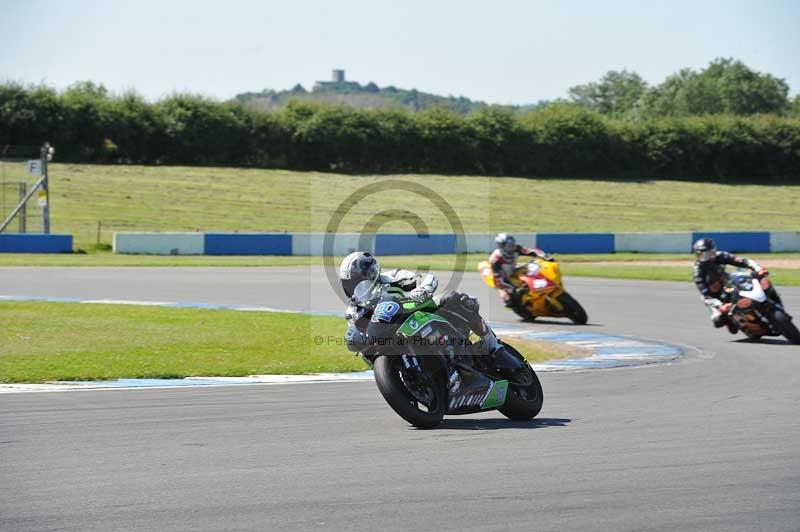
[1,162,799,249]
[563,264,800,285]
[2,251,799,269]
[382,254,800,286]
[0,301,561,383]
[1,252,797,285]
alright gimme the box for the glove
[408,288,430,303]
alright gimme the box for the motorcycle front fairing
[514,260,567,317]
[725,271,787,336]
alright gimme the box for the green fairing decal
[481,380,509,409]
[398,311,450,336]
[402,299,436,312]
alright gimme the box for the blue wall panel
[536,233,615,254]
[692,232,770,253]
[0,234,72,253]
[204,233,292,255]
[375,234,456,255]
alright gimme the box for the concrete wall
[770,232,800,252]
[113,232,204,255]
[615,232,692,253]
[463,233,497,253]
[291,233,371,256]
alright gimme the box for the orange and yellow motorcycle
[478,257,588,324]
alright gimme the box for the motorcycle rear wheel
[497,342,544,421]
[773,310,800,345]
[373,355,446,429]
[558,292,588,325]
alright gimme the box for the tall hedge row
[1,83,798,178]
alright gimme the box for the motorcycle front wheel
[373,355,446,429]
[773,310,800,345]
[558,291,588,325]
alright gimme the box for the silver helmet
[338,251,381,298]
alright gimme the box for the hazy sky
[2,0,799,104]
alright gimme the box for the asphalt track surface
[2,267,799,532]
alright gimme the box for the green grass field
[0,301,560,383]
[2,163,799,249]
[564,264,800,285]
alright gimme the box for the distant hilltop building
[314,69,351,91]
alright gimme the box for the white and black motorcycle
[720,271,800,344]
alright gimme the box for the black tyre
[373,356,446,429]
[773,310,800,345]
[497,342,544,421]
[558,291,588,325]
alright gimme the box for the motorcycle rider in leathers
[339,251,514,391]
[693,237,777,333]
[489,233,551,319]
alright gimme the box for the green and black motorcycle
[344,280,543,429]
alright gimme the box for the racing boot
[485,332,528,382]
[711,302,738,334]
[505,287,535,320]
[464,311,501,356]
[511,301,536,321]
[476,327,501,356]
[711,306,726,328]
[466,312,527,381]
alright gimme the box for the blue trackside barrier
[692,232,771,253]
[111,231,799,255]
[536,233,615,254]
[204,233,292,255]
[0,234,73,253]
[375,234,457,255]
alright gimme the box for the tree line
[235,80,490,115]
[1,76,799,178]
[233,58,799,119]
[566,58,798,119]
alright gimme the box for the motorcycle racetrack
[2,267,799,532]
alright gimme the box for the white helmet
[338,251,381,298]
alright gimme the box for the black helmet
[693,238,717,263]
[495,232,516,259]
[339,251,381,298]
